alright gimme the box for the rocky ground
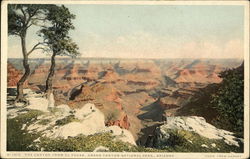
[7,87,243,152]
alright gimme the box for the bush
[7,110,43,151]
[176,83,219,123]
[176,63,244,138]
[55,115,79,126]
[211,63,244,137]
[33,133,164,152]
[157,129,243,152]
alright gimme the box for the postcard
[1,0,249,158]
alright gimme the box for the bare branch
[27,47,45,56]
[32,17,46,21]
[27,42,45,56]
[26,23,32,29]
[11,32,21,36]
[30,8,39,17]
[26,8,39,27]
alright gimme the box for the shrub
[34,133,154,152]
[211,64,244,137]
[7,110,43,151]
[158,129,243,152]
[55,115,80,126]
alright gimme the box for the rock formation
[154,116,241,148]
[105,113,130,129]
[7,63,22,87]
[7,88,136,145]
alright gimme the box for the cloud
[175,39,243,59]
[79,31,244,59]
[223,39,243,59]
[8,31,243,59]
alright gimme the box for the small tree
[38,5,79,97]
[8,4,56,102]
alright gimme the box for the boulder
[51,103,106,138]
[156,116,241,147]
[74,103,104,121]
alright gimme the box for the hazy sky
[8,4,245,59]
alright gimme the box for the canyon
[7,58,242,145]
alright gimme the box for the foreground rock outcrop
[153,116,242,148]
[7,88,243,152]
[7,89,136,146]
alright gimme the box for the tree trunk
[45,51,56,97]
[15,34,30,102]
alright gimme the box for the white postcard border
[1,1,249,158]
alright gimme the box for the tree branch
[20,7,25,17]
[20,7,26,23]
[26,8,39,28]
[26,23,32,29]
[27,42,44,56]
[30,8,39,17]
[11,32,21,37]
[32,17,47,21]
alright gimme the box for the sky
[8,4,245,59]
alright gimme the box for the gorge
[7,58,243,152]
